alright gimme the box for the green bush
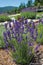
[3,20,35,65]
[12,38,34,65]
[14,12,36,20]
[0,15,11,22]
[14,15,22,20]
[21,12,36,19]
[36,23,43,44]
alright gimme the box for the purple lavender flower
[4,37,9,48]
[25,19,28,24]
[11,45,15,51]
[36,29,38,36]
[3,18,40,63]
[35,44,40,51]
[32,22,35,29]
[16,36,22,43]
[9,22,11,28]
[7,30,11,40]
[39,19,41,23]
[3,32,7,40]
[41,19,43,24]
[28,42,34,46]
[5,42,9,48]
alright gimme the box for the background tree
[34,0,43,6]
[6,7,20,14]
[27,0,32,7]
[19,3,26,11]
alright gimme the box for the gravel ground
[0,49,16,65]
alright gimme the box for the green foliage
[21,12,36,19]
[11,38,34,65]
[34,0,43,6]
[14,15,22,20]
[37,12,43,15]
[27,0,33,7]
[0,25,5,48]
[0,15,11,22]
[0,36,5,48]
[18,3,26,11]
[36,23,43,44]
[14,12,36,19]
[0,6,18,14]
[7,7,20,14]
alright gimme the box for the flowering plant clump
[3,17,40,65]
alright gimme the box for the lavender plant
[3,18,40,65]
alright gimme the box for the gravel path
[0,49,16,65]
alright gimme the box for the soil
[0,49,16,65]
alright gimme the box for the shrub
[36,22,43,44]
[14,12,36,20]
[21,12,36,19]
[14,15,22,20]
[3,19,40,65]
[0,15,11,22]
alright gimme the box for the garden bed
[0,49,16,65]
[0,17,43,65]
[0,44,43,65]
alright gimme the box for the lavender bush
[3,18,40,65]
